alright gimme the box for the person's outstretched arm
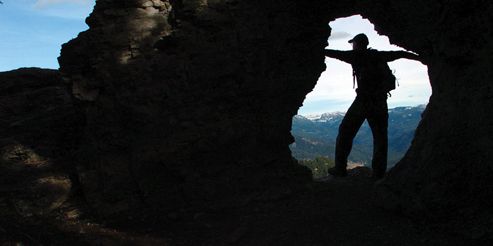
[382,50,422,63]
[324,49,354,64]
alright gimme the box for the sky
[0,0,95,71]
[298,15,432,116]
[1,3,430,116]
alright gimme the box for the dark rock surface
[48,0,493,240]
[58,0,321,214]
[362,1,493,239]
[0,68,84,216]
[1,171,470,245]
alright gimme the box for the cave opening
[299,15,431,116]
[291,15,431,175]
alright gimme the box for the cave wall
[362,0,493,235]
[58,0,330,214]
[59,0,493,232]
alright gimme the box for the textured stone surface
[362,1,493,237]
[0,68,83,216]
[58,0,493,237]
[59,0,323,214]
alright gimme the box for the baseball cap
[348,33,369,46]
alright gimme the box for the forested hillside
[297,156,335,179]
[291,105,426,169]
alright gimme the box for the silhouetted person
[324,33,421,180]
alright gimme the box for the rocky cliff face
[58,0,493,234]
[58,0,325,214]
[361,1,493,237]
[0,68,84,216]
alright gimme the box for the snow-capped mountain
[298,104,426,122]
[303,111,346,123]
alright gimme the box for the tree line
[297,156,335,179]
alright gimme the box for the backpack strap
[352,69,356,89]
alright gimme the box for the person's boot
[371,173,385,180]
[371,165,386,180]
[327,166,348,177]
[371,170,385,181]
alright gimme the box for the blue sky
[0,0,95,71]
[1,3,430,115]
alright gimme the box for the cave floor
[1,165,472,246]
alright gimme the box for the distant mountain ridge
[301,111,346,123]
[291,104,427,169]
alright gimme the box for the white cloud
[32,0,92,9]
[27,0,95,20]
[328,31,352,41]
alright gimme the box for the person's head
[348,33,369,50]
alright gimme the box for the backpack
[352,49,398,96]
[381,62,398,96]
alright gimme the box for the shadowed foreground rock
[54,0,492,240]
[0,68,84,217]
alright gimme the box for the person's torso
[351,49,389,97]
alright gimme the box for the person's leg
[367,100,389,180]
[330,99,366,176]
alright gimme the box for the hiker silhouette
[324,33,421,180]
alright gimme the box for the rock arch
[59,1,493,235]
